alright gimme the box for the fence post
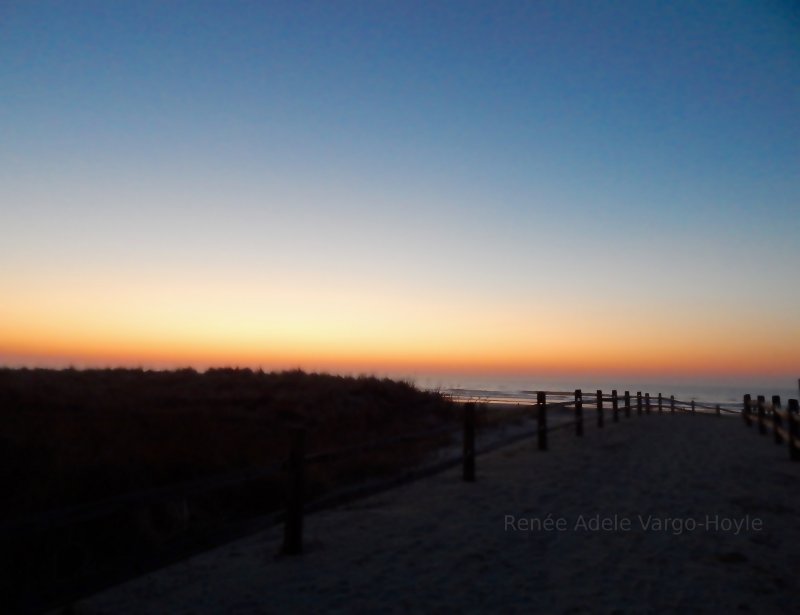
[624,391,631,419]
[637,391,642,416]
[670,395,675,414]
[612,390,619,423]
[537,392,547,451]
[772,396,782,445]
[789,399,800,461]
[645,393,651,415]
[743,394,752,427]
[281,427,306,556]
[716,404,721,417]
[691,400,695,414]
[757,395,766,435]
[596,390,604,428]
[658,393,663,414]
[463,402,476,482]
[575,389,583,437]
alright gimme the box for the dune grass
[0,367,458,518]
[1,367,462,612]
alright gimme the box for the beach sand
[67,412,799,614]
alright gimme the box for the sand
[67,412,800,614]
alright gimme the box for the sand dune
[68,413,800,614]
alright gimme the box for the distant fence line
[452,389,743,414]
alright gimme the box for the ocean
[406,373,800,411]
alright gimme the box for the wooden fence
[278,387,799,555]
[741,394,800,461]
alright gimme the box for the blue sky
[1,1,798,378]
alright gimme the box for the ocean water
[406,373,800,411]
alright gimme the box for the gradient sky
[1,1,798,381]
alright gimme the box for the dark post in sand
[596,390,604,428]
[463,402,476,482]
[789,399,800,461]
[612,389,619,423]
[537,392,547,451]
[624,390,631,419]
[743,394,752,426]
[757,395,766,435]
[575,389,583,437]
[772,396,782,444]
[282,426,306,555]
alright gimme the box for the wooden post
[658,393,663,414]
[575,389,583,437]
[789,399,800,461]
[636,391,642,416]
[624,391,631,419]
[463,402,476,482]
[537,392,547,451]
[281,427,306,556]
[716,404,721,417]
[612,390,619,423]
[670,395,675,414]
[596,390,604,428]
[757,395,766,435]
[645,393,651,415]
[772,396,782,445]
[691,400,695,414]
[743,394,752,427]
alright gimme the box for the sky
[1,1,798,384]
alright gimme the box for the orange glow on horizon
[1,331,796,381]
[1,271,797,381]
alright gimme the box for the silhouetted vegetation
[0,367,458,613]
[0,367,455,516]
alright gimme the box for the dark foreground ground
[72,411,800,614]
[0,368,468,613]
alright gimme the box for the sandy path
[70,413,800,614]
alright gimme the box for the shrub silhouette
[0,367,456,518]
